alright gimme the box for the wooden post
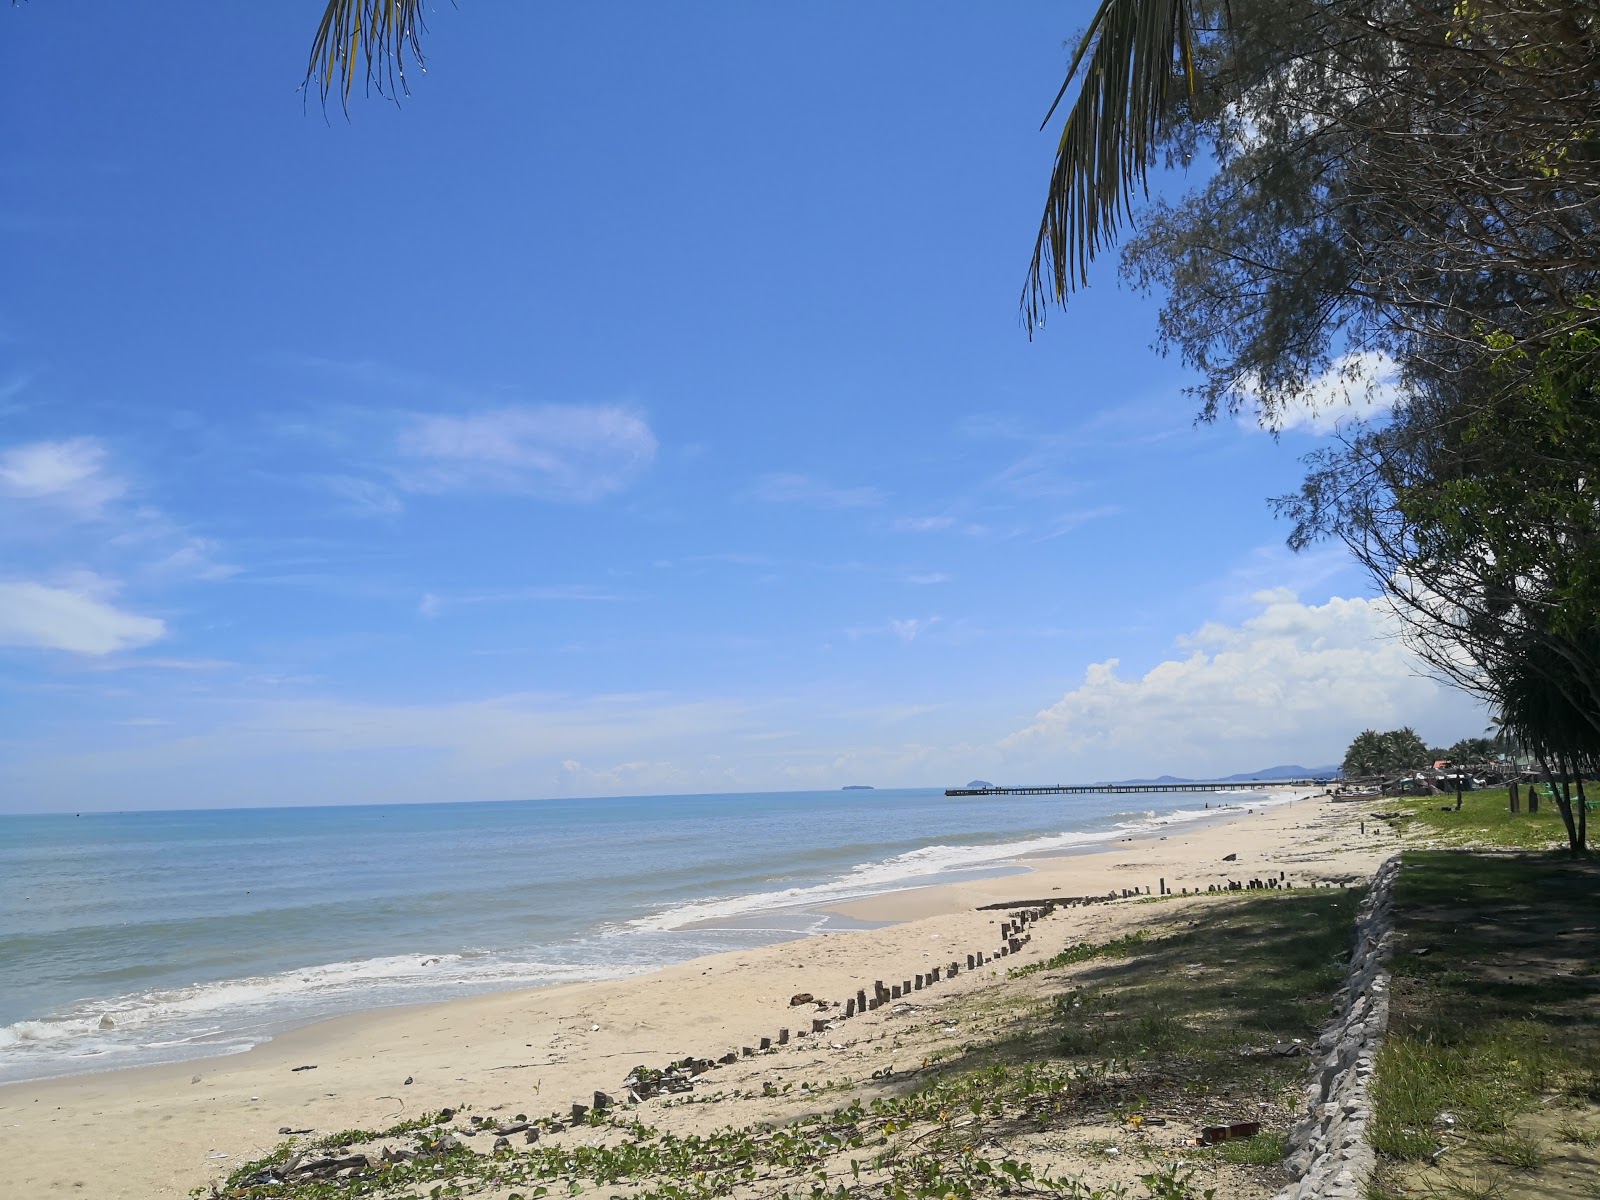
[778,1028,790,1045]
[1159,878,1165,895]
[759,1036,771,1051]
[1510,779,1520,813]
[857,988,868,1011]
[845,998,856,1017]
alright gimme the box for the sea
[0,785,1284,1085]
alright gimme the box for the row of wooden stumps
[999,872,1302,902]
[704,906,1052,1069]
[1207,871,1290,892]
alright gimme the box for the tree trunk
[1539,752,1581,853]
[1509,778,1520,813]
[1576,773,1588,853]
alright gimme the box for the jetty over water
[944,779,1333,797]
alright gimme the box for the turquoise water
[0,787,1269,1083]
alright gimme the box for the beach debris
[380,1146,415,1163]
[273,1151,377,1182]
[788,992,814,1006]
[1271,1041,1309,1057]
[570,1102,590,1125]
[1222,853,1238,861]
[278,1125,314,1135]
[1200,1120,1262,1144]
[292,1063,318,1072]
[623,1061,701,1099]
[493,1135,510,1151]
[404,1075,413,1085]
[191,1075,201,1084]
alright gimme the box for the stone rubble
[1274,853,1400,1200]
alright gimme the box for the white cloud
[1003,589,1482,771]
[1250,351,1404,434]
[905,572,951,585]
[0,437,125,514]
[0,579,165,655]
[752,473,883,509]
[396,405,656,501]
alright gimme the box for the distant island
[1107,763,1340,786]
[841,785,875,790]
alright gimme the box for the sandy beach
[0,789,1398,1199]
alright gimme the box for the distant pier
[944,779,1332,797]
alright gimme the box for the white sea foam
[0,952,641,1082]
[627,788,1303,932]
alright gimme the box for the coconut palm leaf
[1022,0,1200,333]
[305,0,431,111]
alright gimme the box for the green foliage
[1343,728,1432,777]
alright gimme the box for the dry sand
[0,788,1397,1199]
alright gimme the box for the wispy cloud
[893,515,955,532]
[751,473,883,510]
[0,578,165,655]
[396,405,657,501]
[1035,505,1120,542]
[0,437,126,516]
[419,584,622,618]
[905,572,951,585]
[322,474,404,516]
[849,615,941,643]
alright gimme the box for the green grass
[1387,786,1586,851]
[1006,930,1150,979]
[1367,851,1600,1198]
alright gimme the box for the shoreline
[0,787,1399,1199]
[0,788,1296,1090]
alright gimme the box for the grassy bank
[203,888,1364,1200]
[1368,851,1600,1199]
[1383,786,1581,851]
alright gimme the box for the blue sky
[1,3,1483,811]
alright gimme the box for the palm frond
[1022,0,1200,333]
[305,0,432,112]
